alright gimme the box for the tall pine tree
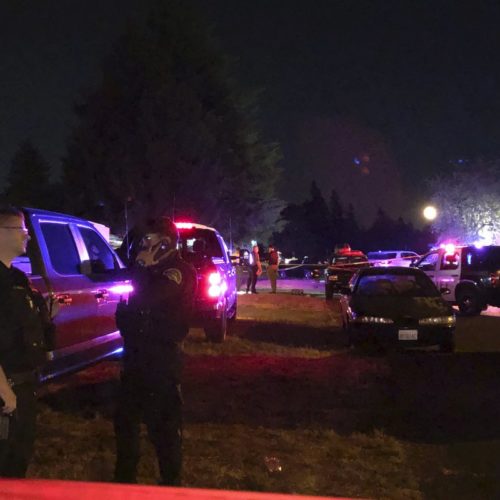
[5,140,52,208]
[63,0,282,239]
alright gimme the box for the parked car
[324,250,370,299]
[413,244,500,315]
[367,250,420,267]
[120,221,237,342]
[341,266,455,352]
[278,256,325,280]
[13,208,132,382]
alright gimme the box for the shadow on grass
[380,351,500,443]
[39,344,500,446]
[232,318,347,350]
[39,367,119,419]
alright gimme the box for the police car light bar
[175,222,194,229]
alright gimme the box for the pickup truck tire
[325,284,333,300]
[456,288,482,316]
[204,309,227,343]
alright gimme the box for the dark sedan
[342,267,456,352]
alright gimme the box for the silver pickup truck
[13,208,131,381]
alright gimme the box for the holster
[7,371,38,387]
[115,302,146,336]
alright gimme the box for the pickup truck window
[40,222,80,275]
[79,227,116,272]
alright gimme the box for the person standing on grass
[267,244,279,293]
[114,216,196,486]
[246,244,262,294]
[0,206,54,478]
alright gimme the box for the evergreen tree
[302,182,330,260]
[328,188,344,250]
[4,140,52,208]
[62,0,282,239]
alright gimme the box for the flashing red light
[443,243,456,256]
[175,222,194,229]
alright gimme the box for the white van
[367,250,419,267]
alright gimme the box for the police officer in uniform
[0,206,54,477]
[114,216,196,486]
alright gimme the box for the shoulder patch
[163,268,183,285]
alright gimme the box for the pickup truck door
[75,224,130,339]
[37,220,103,349]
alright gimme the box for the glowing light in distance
[423,206,438,221]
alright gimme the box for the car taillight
[491,272,500,287]
[207,272,227,297]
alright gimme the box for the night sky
[2,1,500,224]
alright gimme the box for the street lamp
[423,205,438,221]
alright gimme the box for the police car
[367,250,419,267]
[325,247,370,299]
[413,244,500,315]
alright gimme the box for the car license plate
[328,276,338,281]
[398,329,418,340]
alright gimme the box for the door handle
[56,293,73,305]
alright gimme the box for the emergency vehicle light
[442,243,456,256]
[175,222,194,229]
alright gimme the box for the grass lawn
[31,294,500,499]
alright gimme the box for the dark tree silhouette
[62,0,282,240]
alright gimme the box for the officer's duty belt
[8,371,38,386]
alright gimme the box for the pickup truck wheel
[204,310,227,343]
[457,290,482,316]
[325,284,333,300]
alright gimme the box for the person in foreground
[0,206,54,477]
[114,216,196,486]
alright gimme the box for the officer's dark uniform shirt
[117,251,196,382]
[0,262,51,376]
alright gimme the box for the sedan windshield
[356,272,439,297]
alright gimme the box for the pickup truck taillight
[207,271,227,297]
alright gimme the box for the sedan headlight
[353,315,394,324]
[419,315,456,326]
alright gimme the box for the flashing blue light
[466,253,472,266]
[353,157,361,165]
[110,347,124,356]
